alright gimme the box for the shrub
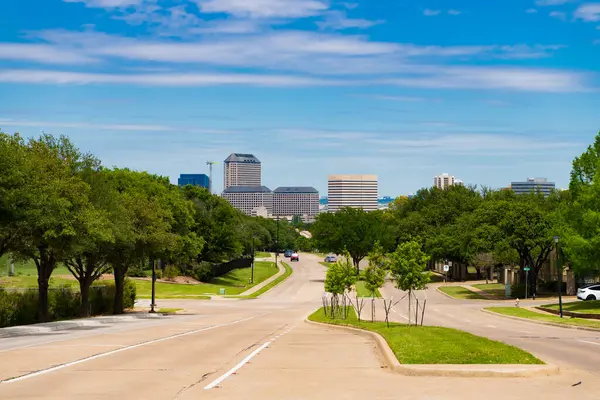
[155,269,163,280]
[511,283,526,298]
[191,261,214,282]
[123,278,137,309]
[127,264,147,278]
[164,265,180,281]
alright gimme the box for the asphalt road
[1,254,600,399]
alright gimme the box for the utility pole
[275,216,280,268]
[150,258,157,313]
[554,236,563,318]
[251,236,255,284]
[206,161,217,193]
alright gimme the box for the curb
[305,319,559,378]
[238,261,286,297]
[481,308,600,333]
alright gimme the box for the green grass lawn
[355,280,382,298]
[0,256,71,278]
[541,300,600,315]
[135,261,277,298]
[438,286,488,300]
[319,262,333,268]
[158,308,182,313]
[309,307,541,364]
[232,262,293,299]
[0,275,79,289]
[255,252,271,258]
[486,307,600,329]
[472,283,506,298]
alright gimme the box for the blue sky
[1,0,599,196]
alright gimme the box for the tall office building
[434,173,463,190]
[510,178,555,197]
[222,186,273,216]
[328,174,378,212]
[177,174,209,188]
[273,187,319,220]
[223,153,261,189]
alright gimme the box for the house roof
[224,153,261,163]
[274,187,319,194]
[223,186,272,193]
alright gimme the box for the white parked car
[577,284,600,301]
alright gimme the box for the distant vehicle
[324,255,337,263]
[290,252,299,262]
[284,250,293,258]
[577,284,600,301]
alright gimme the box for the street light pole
[275,216,279,268]
[554,236,563,318]
[251,236,255,284]
[150,258,156,313]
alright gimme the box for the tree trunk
[37,275,50,322]
[79,278,91,317]
[408,289,412,326]
[113,265,126,315]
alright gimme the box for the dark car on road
[284,250,293,258]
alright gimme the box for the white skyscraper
[434,173,462,190]
[327,174,378,212]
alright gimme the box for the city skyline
[1,0,597,196]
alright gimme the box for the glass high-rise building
[178,174,209,189]
[510,178,555,197]
[223,153,261,189]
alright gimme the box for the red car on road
[290,252,300,262]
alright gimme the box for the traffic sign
[443,265,450,272]
[524,267,531,272]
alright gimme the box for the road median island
[307,307,557,377]
[437,285,488,300]
[228,262,293,299]
[483,306,600,331]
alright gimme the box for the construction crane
[206,161,217,193]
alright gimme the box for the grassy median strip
[255,252,271,258]
[231,262,293,299]
[319,262,333,268]
[542,300,600,315]
[136,261,277,298]
[354,280,382,298]
[438,286,488,300]
[472,283,506,298]
[486,307,600,329]
[309,307,542,364]
[158,308,182,314]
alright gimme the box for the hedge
[0,279,137,328]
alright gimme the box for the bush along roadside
[0,279,136,328]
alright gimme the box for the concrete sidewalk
[238,260,285,296]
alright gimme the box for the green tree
[12,135,97,321]
[389,240,431,325]
[312,207,386,273]
[570,130,600,197]
[363,242,388,296]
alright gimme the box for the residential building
[327,174,378,212]
[433,173,463,189]
[222,186,273,216]
[223,153,261,189]
[509,178,556,197]
[177,174,209,189]
[273,187,319,221]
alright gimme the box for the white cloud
[195,0,328,18]
[0,43,97,64]
[316,11,384,30]
[536,0,571,5]
[384,66,589,92]
[341,2,358,9]
[0,66,589,92]
[0,119,176,132]
[0,69,341,87]
[448,10,461,16]
[189,19,263,34]
[63,0,142,8]
[423,9,442,16]
[526,8,538,13]
[575,3,600,21]
[549,11,567,20]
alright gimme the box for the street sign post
[443,265,449,285]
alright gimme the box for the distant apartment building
[510,178,556,197]
[177,174,209,189]
[223,153,261,189]
[273,187,319,220]
[328,174,378,212]
[434,173,463,190]
[222,186,273,216]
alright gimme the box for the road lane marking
[521,330,533,334]
[447,314,454,318]
[204,341,272,390]
[465,319,472,324]
[578,340,600,347]
[486,325,497,328]
[0,314,265,385]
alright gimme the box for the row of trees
[0,132,304,321]
[314,131,600,296]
